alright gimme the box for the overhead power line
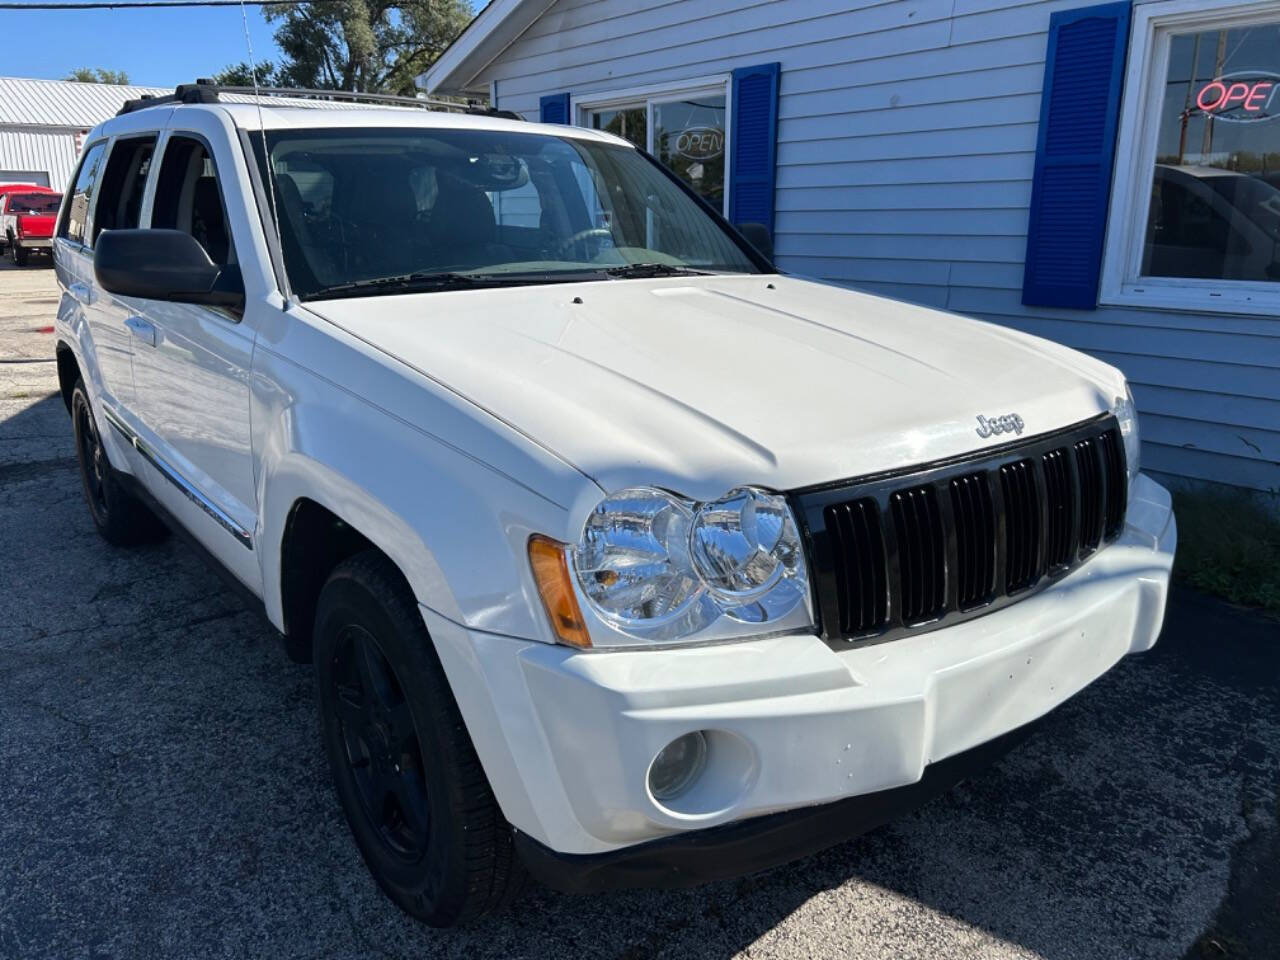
[0,0,308,8]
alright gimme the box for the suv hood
[304,274,1124,500]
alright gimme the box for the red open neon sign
[1196,73,1280,122]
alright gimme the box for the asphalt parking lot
[1,259,1277,960]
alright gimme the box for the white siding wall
[475,0,1280,492]
[0,127,84,192]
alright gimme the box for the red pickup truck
[1,185,62,266]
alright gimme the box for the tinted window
[1143,22,1280,283]
[58,141,106,246]
[256,127,759,300]
[152,136,234,266]
[92,136,157,242]
[7,193,61,214]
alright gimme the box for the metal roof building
[0,76,167,191]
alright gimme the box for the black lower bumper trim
[514,721,1038,894]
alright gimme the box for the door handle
[124,316,157,347]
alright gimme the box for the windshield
[254,127,760,300]
[8,193,60,214]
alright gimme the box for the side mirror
[738,221,774,263]
[94,229,244,310]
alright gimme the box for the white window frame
[571,75,733,218]
[1100,0,1280,316]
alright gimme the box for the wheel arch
[56,340,81,415]
[277,496,385,662]
[260,455,463,663]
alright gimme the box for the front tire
[70,378,167,546]
[314,551,523,927]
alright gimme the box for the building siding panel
[0,128,83,192]
[474,0,1279,491]
[0,77,167,128]
[0,76,168,191]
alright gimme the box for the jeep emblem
[975,413,1025,438]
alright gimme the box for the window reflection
[589,107,646,149]
[1144,22,1280,283]
[653,95,727,211]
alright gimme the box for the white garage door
[0,170,51,186]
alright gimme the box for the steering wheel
[550,228,613,261]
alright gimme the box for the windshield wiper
[310,272,489,300]
[602,263,712,279]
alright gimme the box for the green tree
[212,60,282,88]
[261,0,471,95]
[67,67,130,84]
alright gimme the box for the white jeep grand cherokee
[53,84,1176,926]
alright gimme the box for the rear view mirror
[738,222,774,263]
[94,229,244,310]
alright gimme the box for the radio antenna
[237,0,287,303]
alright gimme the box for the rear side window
[151,136,234,266]
[92,135,157,243]
[58,141,107,246]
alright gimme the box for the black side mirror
[738,221,774,263]
[94,229,244,310]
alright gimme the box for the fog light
[648,731,707,801]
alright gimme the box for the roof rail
[117,78,522,120]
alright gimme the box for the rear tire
[12,242,28,266]
[70,378,168,546]
[314,551,524,927]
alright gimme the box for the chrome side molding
[101,406,253,550]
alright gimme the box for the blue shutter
[1022,2,1131,309]
[540,92,571,125]
[729,62,780,232]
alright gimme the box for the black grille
[949,472,996,609]
[1040,448,1075,570]
[999,458,1042,591]
[822,498,887,635]
[794,415,1127,647]
[1075,436,1104,553]
[890,485,946,624]
[1100,428,1126,539]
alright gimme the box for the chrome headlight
[1113,384,1140,491]
[568,486,812,646]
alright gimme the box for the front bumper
[514,717,1038,893]
[425,473,1175,871]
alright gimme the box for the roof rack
[116,78,522,120]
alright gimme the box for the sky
[2,3,284,88]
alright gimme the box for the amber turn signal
[528,535,592,649]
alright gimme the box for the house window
[578,78,730,216]
[1102,1,1280,314]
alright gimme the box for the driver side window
[151,136,235,266]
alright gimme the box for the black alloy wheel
[314,551,524,926]
[74,387,110,520]
[330,624,432,861]
[69,378,168,546]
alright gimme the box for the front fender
[250,312,597,642]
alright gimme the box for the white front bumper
[427,473,1176,856]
